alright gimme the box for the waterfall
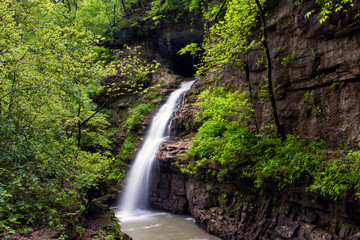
[117,80,195,214]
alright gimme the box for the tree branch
[213,0,227,22]
[79,80,123,128]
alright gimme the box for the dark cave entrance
[158,29,203,77]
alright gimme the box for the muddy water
[116,210,221,240]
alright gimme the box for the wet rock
[122,232,133,240]
[310,229,333,240]
[274,222,300,239]
[150,139,191,213]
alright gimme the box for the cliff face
[248,0,360,148]
[151,137,360,240]
[150,90,360,240]
[149,1,360,239]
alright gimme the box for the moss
[84,211,123,239]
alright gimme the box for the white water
[117,80,195,214]
[115,80,221,239]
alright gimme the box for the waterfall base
[115,209,220,240]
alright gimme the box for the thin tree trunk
[113,4,116,26]
[121,0,127,13]
[254,0,285,139]
[245,61,259,135]
[77,104,82,148]
[73,0,78,12]
[9,71,16,114]
[79,80,122,128]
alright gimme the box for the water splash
[117,80,195,215]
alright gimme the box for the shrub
[123,103,154,135]
[183,86,342,198]
[311,150,360,199]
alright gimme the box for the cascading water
[115,80,220,240]
[118,80,195,214]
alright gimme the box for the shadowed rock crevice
[157,30,203,77]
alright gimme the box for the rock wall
[149,1,360,239]
[151,138,360,239]
[247,0,360,148]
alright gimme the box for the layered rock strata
[239,0,360,148]
[151,139,360,239]
[150,0,360,239]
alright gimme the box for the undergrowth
[311,150,360,199]
[118,90,160,162]
[0,132,126,238]
[182,86,360,200]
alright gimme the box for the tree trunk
[77,104,81,148]
[254,0,285,139]
[245,61,259,135]
[121,0,127,13]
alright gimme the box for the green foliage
[119,46,160,83]
[94,46,116,65]
[186,121,326,185]
[0,0,126,236]
[80,110,116,151]
[0,0,167,236]
[178,43,202,57]
[88,212,123,240]
[123,103,155,134]
[119,134,140,161]
[0,128,125,236]
[301,90,316,114]
[330,81,345,90]
[198,0,259,75]
[311,150,360,199]
[184,85,360,199]
[145,0,191,26]
[106,45,160,96]
[244,136,326,187]
[183,86,360,201]
[186,120,255,180]
[184,86,256,180]
[75,0,119,35]
[301,0,355,23]
[281,51,297,66]
[51,0,142,36]
[316,0,354,23]
[184,0,357,78]
[178,0,262,77]
[115,78,162,163]
[196,87,254,123]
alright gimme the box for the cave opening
[158,30,203,78]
